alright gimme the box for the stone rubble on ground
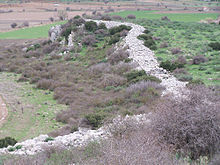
[49,25,62,42]
[0,20,187,156]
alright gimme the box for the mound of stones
[0,19,187,155]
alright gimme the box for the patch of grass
[0,21,66,39]
[0,72,67,141]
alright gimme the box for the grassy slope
[132,18,220,86]
[111,11,219,22]
[0,21,66,39]
[0,73,66,141]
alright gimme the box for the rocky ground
[0,19,187,155]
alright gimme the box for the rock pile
[49,25,62,42]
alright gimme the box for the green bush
[108,34,120,45]
[15,145,22,150]
[8,147,16,152]
[0,137,17,148]
[137,34,157,50]
[85,21,98,32]
[208,42,220,50]
[109,25,131,35]
[125,70,161,84]
[176,74,193,82]
[159,60,184,72]
[85,113,106,129]
[98,23,107,30]
[44,137,54,142]
[187,79,204,86]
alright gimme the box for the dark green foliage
[187,79,204,86]
[208,42,220,50]
[159,60,184,72]
[84,21,98,32]
[44,137,54,142]
[143,29,151,34]
[0,137,17,148]
[73,15,81,19]
[176,74,193,82]
[85,113,106,129]
[109,25,132,35]
[137,34,157,50]
[61,26,77,42]
[125,70,161,84]
[137,34,152,41]
[98,23,107,30]
[108,34,120,45]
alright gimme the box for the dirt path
[0,96,7,126]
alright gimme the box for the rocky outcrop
[49,25,62,42]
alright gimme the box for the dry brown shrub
[108,49,129,65]
[152,86,220,160]
[100,74,127,88]
[192,55,208,65]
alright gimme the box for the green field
[0,21,65,39]
[112,11,219,22]
[0,73,67,141]
[133,18,220,86]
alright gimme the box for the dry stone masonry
[0,20,187,155]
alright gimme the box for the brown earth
[1,1,218,32]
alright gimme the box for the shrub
[160,42,169,48]
[112,15,123,20]
[82,35,97,46]
[159,60,184,72]
[98,22,107,30]
[171,47,182,54]
[58,10,68,20]
[175,56,187,65]
[176,74,193,81]
[187,79,204,86]
[152,86,220,160]
[84,21,98,32]
[0,137,17,148]
[119,30,128,37]
[89,63,111,76]
[108,49,129,65]
[101,14,112,21]
[208,42,220,50]
[173,68,188,75]
[42,42,60,54]
[85,113,106,128]
[192,55,207,65]
[44,137,54,142]
[161,16,170,21]
[22,21,29,27]
[108,34,120,45]
[11,23,17,28]
[125,70,161,84]
[49,17,54,22]
[137,34,157,50]
[109,25,132,35]
[72,18,85,26]
[125,80,164,97]
[36,79,54,90]
[127,14,136,19]
[100,74,126,87]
